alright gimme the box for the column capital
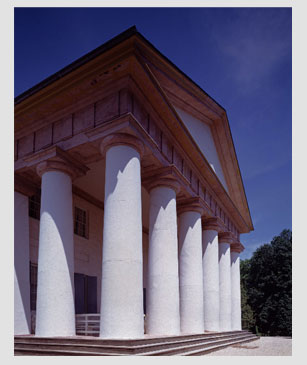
[177,197,204,215]
[37,158,87,180]
[231,241,245,253]
[100,133,144,157]
[218,231,236,244]
[145,177,181,194]
[202,217,224,232]
[27,146,88,180]
[143,166,189,195]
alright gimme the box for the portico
[14,27,253,341]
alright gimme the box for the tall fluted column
[35,161,78,337]
[146,179,180,336]
[14,191,31,335]
[218,232,233,332]
[99,134,144,339]
[178,199,204,334]
[231,245,243,330]
[202,218,222,332]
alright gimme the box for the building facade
[14,27,253,339]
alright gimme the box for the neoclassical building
[14,27,253,340]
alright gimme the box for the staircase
[15,330,259,356]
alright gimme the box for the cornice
[220,113,254,230]
[133,40,224,119]
[165,89,213,126]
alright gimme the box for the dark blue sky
[14,7,292,259]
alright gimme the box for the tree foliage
[241,229,292,336]
[240,259,255,331]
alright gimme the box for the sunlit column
[178,201,204,334]
[99,134,144,339]
[218,232,233,332]
[202,218,221,332]
[35,161,77,337]
[146,179,180,336]
[231,245,242,330]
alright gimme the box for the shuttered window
[74,207,88,238]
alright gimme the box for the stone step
[14,329,249,346]
[14,333,253,355]
[136,334,258,356]
[14,331,258,356]
[183,336,260,356]
[14,348,113,356]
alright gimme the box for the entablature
[15,103,243,240]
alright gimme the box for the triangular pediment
[133,55,253,232]
[14,27,253,233]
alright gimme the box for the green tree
[246,230,292,336]
[240,259,256,331]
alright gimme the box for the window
[29,193,41,220]
[29,262,37,311]
[74,207,88,238]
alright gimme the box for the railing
[75,313,100,336]
[30,312,146,336]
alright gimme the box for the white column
[202,224,220,332]
[178,209,204,334]
[231,249,242,330]
[35,167,75,337]
[100,144,144,339]
[218,236,232,331]
[14,191,31,335]
[146,183,180,335]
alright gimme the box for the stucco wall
[29,194,104,311]
[73,195,103,311]
[174,107,229,192]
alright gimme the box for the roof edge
[15,25,226,114]
[15,26,138,105]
